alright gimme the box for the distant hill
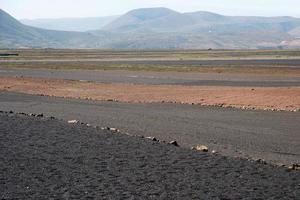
[104,7,300,35]
[1,7,300,49]
[20,16,119,32]
[0,9,111,48]
[102,7,193,33]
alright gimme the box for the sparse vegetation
[1,49,300,76]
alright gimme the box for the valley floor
[1,49,300,199]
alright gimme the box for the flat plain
[1,49,300,199]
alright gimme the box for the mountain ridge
[20,16,119,32]
[1,8,300,49]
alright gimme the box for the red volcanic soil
[0,76,300,111]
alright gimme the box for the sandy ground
[1,112,299,199]
[1,76,299,111]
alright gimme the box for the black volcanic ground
[1,112,299,199]
[1,67,300,87]
[1,91,299,166]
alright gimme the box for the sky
[1,0,300,19]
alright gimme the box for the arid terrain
[1,49,300,199]
[1,111,299,199]
[1,76,300,111]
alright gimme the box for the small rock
[86,124,91,127]
[9,111,13,114]
[289,164,300,170]
[36,113,43,117]
[108,127,120,132]
[68,120,79,124]
[146,137,158,142]
[29,113,36,117]
[169,141,179,147]
[256,159,267,164]
[196,145,208,152]
[211,150,217,154]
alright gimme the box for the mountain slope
[103,7,194,33]
[20,16,119,32]
[1,8,300,49]
[0,9,109,48]
[104,8,300,35]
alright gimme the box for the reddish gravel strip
[0,76,300,111]
[0,112,299,199]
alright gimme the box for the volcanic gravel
[1,91,300,166]
[0,112,299,199]
[1,68,300,87]
[2,58,300,66]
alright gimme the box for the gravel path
[1,58,300,66]
[0,68,299,87]
[1,112,299,199]
[0,91,299,166]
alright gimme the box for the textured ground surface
[1,76,300,111]
[0,112,299,199]
[1,68,300,87]
[2,58,300,66]
[1,91,299,166]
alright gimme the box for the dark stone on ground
[0,91,299,166]
[0,113,299,199]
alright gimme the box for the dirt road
[1,91,299,166]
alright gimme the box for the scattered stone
[36,113,44,117]
[289,164,300,171]
[29,113,36,117]
[169,141,179,147]
[256,159,267,165]
[146,137,158,142]
[9,111,13,114]
[108,127,120,132]
[196,145,208,152]
[86,124,91,127]
[211,150,217,154]
[68,120,79,124]
[49,116,55,120]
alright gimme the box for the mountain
[20,16,119,32]
[104,8,300,34]
[1,8,300,49]
[0,9,111,48]
[102,7,194,33]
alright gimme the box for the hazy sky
[1,0,299,19]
